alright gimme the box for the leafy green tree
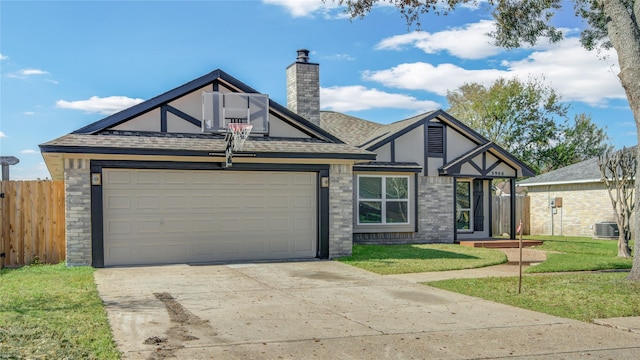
[447,78,610,173]
[331,0,640,280]
[551,113,611,171]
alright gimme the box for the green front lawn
[428,272,640,322]
[525,236,633,273]
[339,237,640,322]
[0,264,120,359]
[336,244,507,275]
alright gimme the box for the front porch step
[459,239,543,248]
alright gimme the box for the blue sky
[0,0,635,180]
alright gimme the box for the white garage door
[102,169,317,266]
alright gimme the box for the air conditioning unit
[594,222,619,239]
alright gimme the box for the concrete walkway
[385,248,548,282]
[95,259,640,359]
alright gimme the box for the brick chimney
[286,49,320,126]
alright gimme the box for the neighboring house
[517,157,619,237]
[40,49,534,267]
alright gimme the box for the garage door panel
[105,194,131,210]
[136,195,160,209]
[137,171,162,185]
[105,169,131,184]
[103,169,317,266]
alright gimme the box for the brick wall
[329,164,353,257]
[64,158,92,266]
[528,182,615,236]
[417,176,455,243]
[352,175,455,245]
[286,61,320,126]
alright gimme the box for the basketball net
[224,123,252,168]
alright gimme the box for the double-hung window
[358,175,409,225]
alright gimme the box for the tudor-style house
[41,49,533,267]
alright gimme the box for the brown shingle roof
[320,111,436,149]
[40,132,375,158]
[319,111,383,146]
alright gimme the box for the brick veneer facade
[527,182,615,236]
[417,176,455,243]
[64,158,92,266]
[353,175,455,244]
[329,164,354,257]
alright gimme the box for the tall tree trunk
[618,227,631,258]
[600,0,640,280]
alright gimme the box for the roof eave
[517,178,602,187]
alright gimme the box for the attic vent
[594,222,619,238]
[428,126,444,155]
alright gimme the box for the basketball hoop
[227,123,253,152]
[223,123,252,168]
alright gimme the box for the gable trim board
[440,142,522,179]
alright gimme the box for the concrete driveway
[94,260,640,359]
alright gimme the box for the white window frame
[357,175,410,225]
[456,179,473,232]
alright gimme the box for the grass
[428,272,640,322]
[0,263,120,359]
[525,236,634,273]
[336,244,507,275]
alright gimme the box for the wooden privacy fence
[0,181,65,267]
[492,195,530,236]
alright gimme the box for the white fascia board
[516,178,602,187]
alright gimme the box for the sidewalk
[384,247,640,334]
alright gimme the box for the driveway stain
[145,292,216,360]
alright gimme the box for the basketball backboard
[202,92,269,134]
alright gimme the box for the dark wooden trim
[510,178,516,239]
[390,140,395,162]
[318,169,329,258]
[160,105,168,132]
[453,178,458,243]
[40,145,376,161]
[165,104,202,127]
[89,161,331,267]
[414,173,419,233]
[423,124,429,176]
[488,181,493,238]
[353,166,422,173]
[90,162,104,268]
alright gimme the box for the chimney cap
[296,49,310,63]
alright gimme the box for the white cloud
[376,20,500,59]
[321,85,440,112]
[20,149,38,154]
[24,111,35,116]
[364,62,505,96]
[56,96,145,115]
[262,0,339,17]
[8,68,51,79]
[363,23,626,106]
[504,37,623,105]
[0,53,7,60]
[20,69,48,76]
[0,131,6,138]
